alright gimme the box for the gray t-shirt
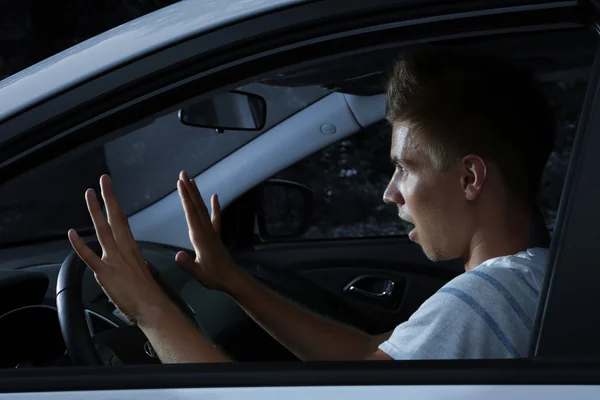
[379,248,548,359]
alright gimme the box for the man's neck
[464,209,532,272]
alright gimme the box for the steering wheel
[56,241,198,366]
[56,240,372,365]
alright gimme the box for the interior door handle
[343,276,395,299]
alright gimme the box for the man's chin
[410,229,443,261]
[410,232,441,261]
[420,245,454,263]
[419,245,438,262]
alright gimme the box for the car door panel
[234,238,462,335]
[300,267,450,333]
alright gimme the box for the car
[1,0,600,398]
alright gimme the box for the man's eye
[396,165,406,174]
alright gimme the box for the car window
[107,83,329,215]
[0,83,329,246]
[260,71,589,242]
[265,121,413,240]
[537,75,589,232]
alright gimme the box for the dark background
[0,0,179,81]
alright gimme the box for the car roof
[0,0,304,123]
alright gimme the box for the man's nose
[383,181,404,205]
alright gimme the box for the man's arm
[366,350,394,360]
[174,171,392,361]
[137,298,230,363]
[222,268,391,360]
[70,172,391,364]
[67,174,231,364]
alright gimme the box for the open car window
[258,67,590,241]
[0,83,329,247]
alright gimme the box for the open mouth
[408,227,417,241]
[403,221,416,240]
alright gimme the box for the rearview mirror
[179,90,267,132]
[256,179,314,240]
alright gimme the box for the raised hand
[68,175,168,324]
[175,171,239,291]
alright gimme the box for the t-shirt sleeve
[378,272,518,360]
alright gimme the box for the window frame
[0,1,581,183]
[532,37,600,358]
[0,0,599,393]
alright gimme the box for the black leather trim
[56,241,103,366]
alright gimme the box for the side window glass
[0,83,329,246]
[257,70,590,243]
[537,77,589,233]
[260,122,413,241]
[107,83,330,215]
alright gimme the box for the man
[68,50,553,362]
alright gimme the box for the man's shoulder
[379,248,549,359]
[443,247,548,296]
[431,247,548,333]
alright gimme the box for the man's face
[383,123,469,261]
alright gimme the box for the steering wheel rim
[56,240,371,365]
[56,241,104,366]
[56,240,199,366]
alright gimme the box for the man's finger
[211,194,221,234]
[99,175,142,264]
[180,171,210,225]
[85,188,119,256]
[177,179,204,248]
[100,174,128,230]
[68,229,106,273]
[175,250,196,270]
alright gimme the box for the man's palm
[175,171,237,291]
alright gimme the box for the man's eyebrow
[390,155,414,165]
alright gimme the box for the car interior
[0,25,595,367]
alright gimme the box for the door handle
[343,276,395,299]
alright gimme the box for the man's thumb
[175,251,196,271]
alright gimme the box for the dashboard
[0,264,118,368]
[0,238,205,368]
[0,270,65,368]
[0,237,292,367]
[1,305,68,368]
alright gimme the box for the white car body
[0,0,599,398]
[0,385,598,400]
[0,0,303,123]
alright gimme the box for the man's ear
[461,155,487,201]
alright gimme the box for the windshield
[0,83,329,246]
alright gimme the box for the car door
[2,0,600,398]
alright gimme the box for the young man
[68,50,554,362]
